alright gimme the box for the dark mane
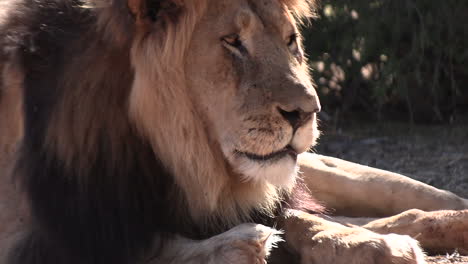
[2,1,188,263]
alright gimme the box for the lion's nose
[272,77,321,128]
[277,106,319,130]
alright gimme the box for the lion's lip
[237,145,298,162]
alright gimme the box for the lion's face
[185,0,320,187]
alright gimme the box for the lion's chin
[234,154,298,188]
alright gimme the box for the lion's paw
[211,223,283,264]
[301,228,426,264]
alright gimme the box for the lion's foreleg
[298,153,468,217]
[150,223,283,264]
[281,210,426,264]
[334,209,468,255]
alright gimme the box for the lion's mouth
[237,145,298,162]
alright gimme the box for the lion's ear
[127,0,184,26]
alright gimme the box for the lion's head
[129,0,320,214]
[188,0,321,185]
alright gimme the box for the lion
[0,0,468,263]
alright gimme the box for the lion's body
[0,0,467,264]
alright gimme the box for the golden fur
[126,0,320,222]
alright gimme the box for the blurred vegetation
[303,0,468,123]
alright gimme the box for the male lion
[0,0,468,263]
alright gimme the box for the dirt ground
[315,120,468,263]
[427,253,468,264]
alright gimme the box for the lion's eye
[221,34,247,56]
[287,33,302,63]
[222,34,243,49]
[287,33,298,47]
